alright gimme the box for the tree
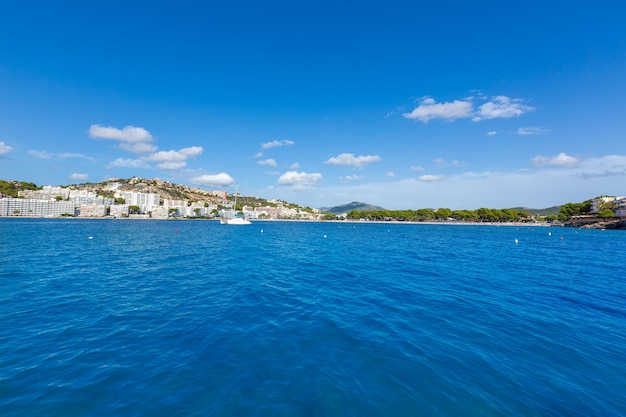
[435,208,451,219]
[598,209,615,219]
[129,205,140,214]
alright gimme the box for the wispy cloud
[261,139,295,150]
[141,146,203,170]
[387,171,396,177]
[402,95,533,123]
[486,131,498,136]
[28,150,94,161]
[89,124,157,154]
[107,158,150,169]
[341,175,363,181]
[0,141,12,155]
[531,152,580,168]
[473,96,534,122]
[434,158,462,167]
[419,174,446,182]
[517,126,548,135]
[325,153,381,168]
[403,97,473,122]
[190,173,235,187]
[28,150,52,159]
[409,166,425,172]
[258,158,277,167]
[277,171,322,189]
[69,173,88,181]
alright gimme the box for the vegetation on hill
[0,180,40,197]
[319,201,385,215]
[510,206,561,216]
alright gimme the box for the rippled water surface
[1,219,625,416]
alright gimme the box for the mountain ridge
[319,201,386,214]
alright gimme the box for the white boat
[220,216,251,225]
[220,185,251,225]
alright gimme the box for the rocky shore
[564,217,626,230]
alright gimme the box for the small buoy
[514,239,519,244]
[560,236,564,240]
[324,234,327,238]
[548,232,552,236]
[175,229,179,233]
[88,236,93,239]
[261,229,263,233]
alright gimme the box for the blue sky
[1,1,625,210]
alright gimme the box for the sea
[1,218,625,416]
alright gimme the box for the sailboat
[220,185,251,225]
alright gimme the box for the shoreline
[0,216,554,227]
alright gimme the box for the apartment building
[0,198,75,217]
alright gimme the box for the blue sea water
[1,219,625,416]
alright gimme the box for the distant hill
[319,201,386,215]
[510,206,561,216]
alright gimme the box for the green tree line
[343,207,532,222]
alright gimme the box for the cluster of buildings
[590,195,626,217]
[0,183,319,220]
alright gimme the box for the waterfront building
[0,197,75,217]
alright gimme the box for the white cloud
[29,150,94,161]
[0,142,12,155]
[89,124,157,154]
[325,153,381,168]
[401,95,534,124]
[473,96,534,122]
[89,124,153,142]
[517,126,548,135]
[190,173,235,187]
[403,97,473,122]
[387,171,396,177]
[277,171,323,189]
[419,174,447,182]
[119,142,158,154]
[531,152,581,168]
[486,131,498,136]
[434,158,446,164]
[28,150,51,159]
[69,173,88,181]
[107,158,150,169]
[261,139,295,150]
[290,162,300,169]
[258,158,277,167]
[341,175,363,181]
[142,146,203,170]
[409,166,425,172]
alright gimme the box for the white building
[109,204,129,218]
[590,196,616,213]
[78,204,107,217]
[591,195,626,216]
[118,192,161,213]
[0,198,75,217]
[150,206,170,219]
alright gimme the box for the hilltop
[319,201,386,215]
